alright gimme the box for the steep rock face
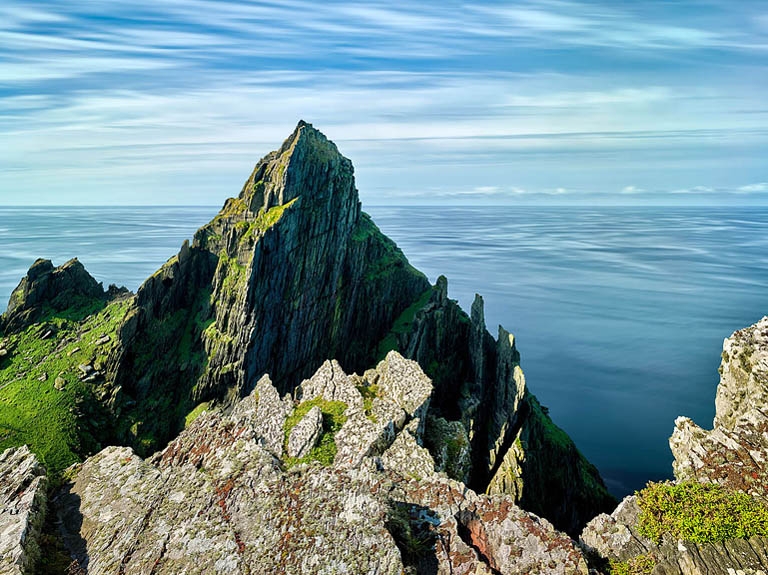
[392,276,615,534]
[55,353,588,575]
[0,446,47,575]
[109,121,429,451]
[670,316,768,497]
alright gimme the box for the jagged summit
[239,120,357,216]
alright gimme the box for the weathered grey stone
[56,357,591,575]
[670,316,768,499]
[0,446,47,575]
[287,405,323,458]
[297,359,363,409]
[54,376,66,390]
[232,374,293,457]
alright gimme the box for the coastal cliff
[581,316,768,574]
[0,122,620,572]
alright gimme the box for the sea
[2,205,767,498]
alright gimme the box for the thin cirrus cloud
[0,0,766,205]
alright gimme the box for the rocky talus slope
[0,121,613,541]
[47,352,589,575]
[581,316,768,574]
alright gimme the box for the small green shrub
[607,554,656,575]
[636,481,768,543]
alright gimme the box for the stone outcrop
[0,258,119,333]
[395,279,615,534]
[670,316,768,498]
[55,353,588,575]
[581,316,768,574]
[0,446,47,575]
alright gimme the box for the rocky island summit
[0,122,766,574]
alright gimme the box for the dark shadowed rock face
[56,353,589,575]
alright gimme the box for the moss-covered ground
[283,397,348,468]
[636,480,768,543]
[0,297,132,474]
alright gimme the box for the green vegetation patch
[184,401,211,428]
[356,382,381,421]
[283,397,348,468]
[636,480,768,543]
[376,289,432,360]
[241,198,298,243]
[606,554,657,575]
[0,297,132,474]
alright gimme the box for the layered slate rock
[56,353,588,575]
[670,316,768,498]
[0,446,47,575]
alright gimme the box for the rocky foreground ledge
[4,353,588,575]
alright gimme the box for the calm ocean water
[2,205,767,497]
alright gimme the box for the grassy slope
[0,297,132,474]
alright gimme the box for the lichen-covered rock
[56,354,590,575]
[0,446,47,575]
[670,316,768,498]
[583,317,768,575]
[287,405,323,458]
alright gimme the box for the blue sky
[1,0,767,205]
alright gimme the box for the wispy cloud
[738,182,768,192]
[0,0,766,205]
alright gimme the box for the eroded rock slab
[0,446,47,575]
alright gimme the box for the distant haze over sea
[2,205,766,497]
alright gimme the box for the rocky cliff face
[107,121,430,453]
[55,353,589,575]
[390,276,615,534]
[581,316,768,574]
[0,122,614,568]
[670,316,768,497]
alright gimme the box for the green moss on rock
[636,480,768,544]
[283,397,348,468]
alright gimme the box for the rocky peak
[240,120,358,219]
[0,258,111,333]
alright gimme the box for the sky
[1,0,767,206]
